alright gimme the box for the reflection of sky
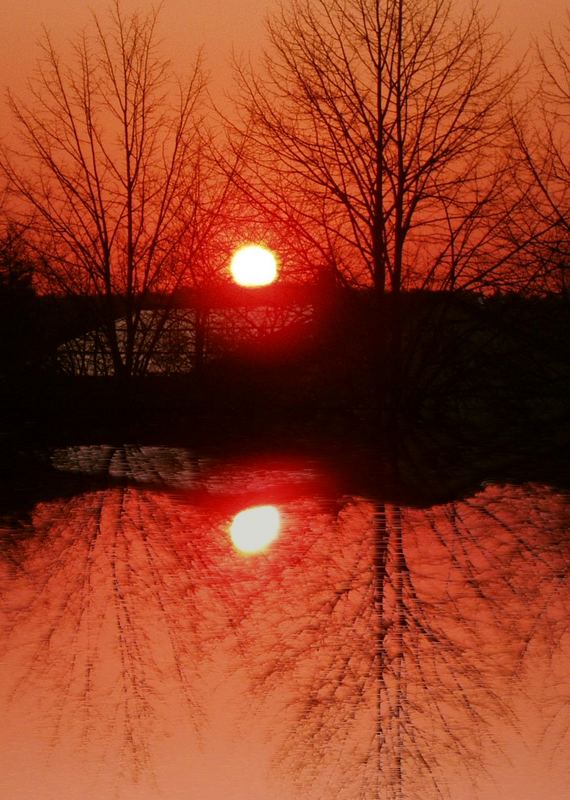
[0,447,569,800]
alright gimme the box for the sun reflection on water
[1,446,570,800]
[229,505,281,554]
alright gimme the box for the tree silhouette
[232,0,520,295]
[512,14,570,294]
[0,224,39,374]
[1,2,228,378]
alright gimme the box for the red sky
[0,0,568,130]
[0,0,271,115]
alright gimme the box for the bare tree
[511,15,570,294]
[231,0,520,295]
[1,2,225,378]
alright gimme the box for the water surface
[1,445,569,800]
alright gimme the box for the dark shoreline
[1,368,568,516]
[1,289,569,510]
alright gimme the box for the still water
[1,445,569,800]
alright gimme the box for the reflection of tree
[0,446,323,790]
[2,488,206,780]
[228,483,570,800]
[2,448,203,787]
[1,449,569,799]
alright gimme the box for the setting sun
[229,505,281,554]
[229,244,278,287]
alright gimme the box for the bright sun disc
[229,244,278,287]
[229,505,281,554]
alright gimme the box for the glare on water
[0,445,569,800]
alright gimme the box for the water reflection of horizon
[0,447,569,800]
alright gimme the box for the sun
[229,505,281,554]
[229,244,278,287]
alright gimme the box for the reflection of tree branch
[0,446,330,786]
[231,486,570,799]
[2,449,569,797]
[0,485,217,780]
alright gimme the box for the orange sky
[0,0,270,113]
[0,0,568,130]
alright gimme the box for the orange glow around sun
[229,244,278,287]
[229,505,281,554]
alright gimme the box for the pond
[0,444,569,800]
